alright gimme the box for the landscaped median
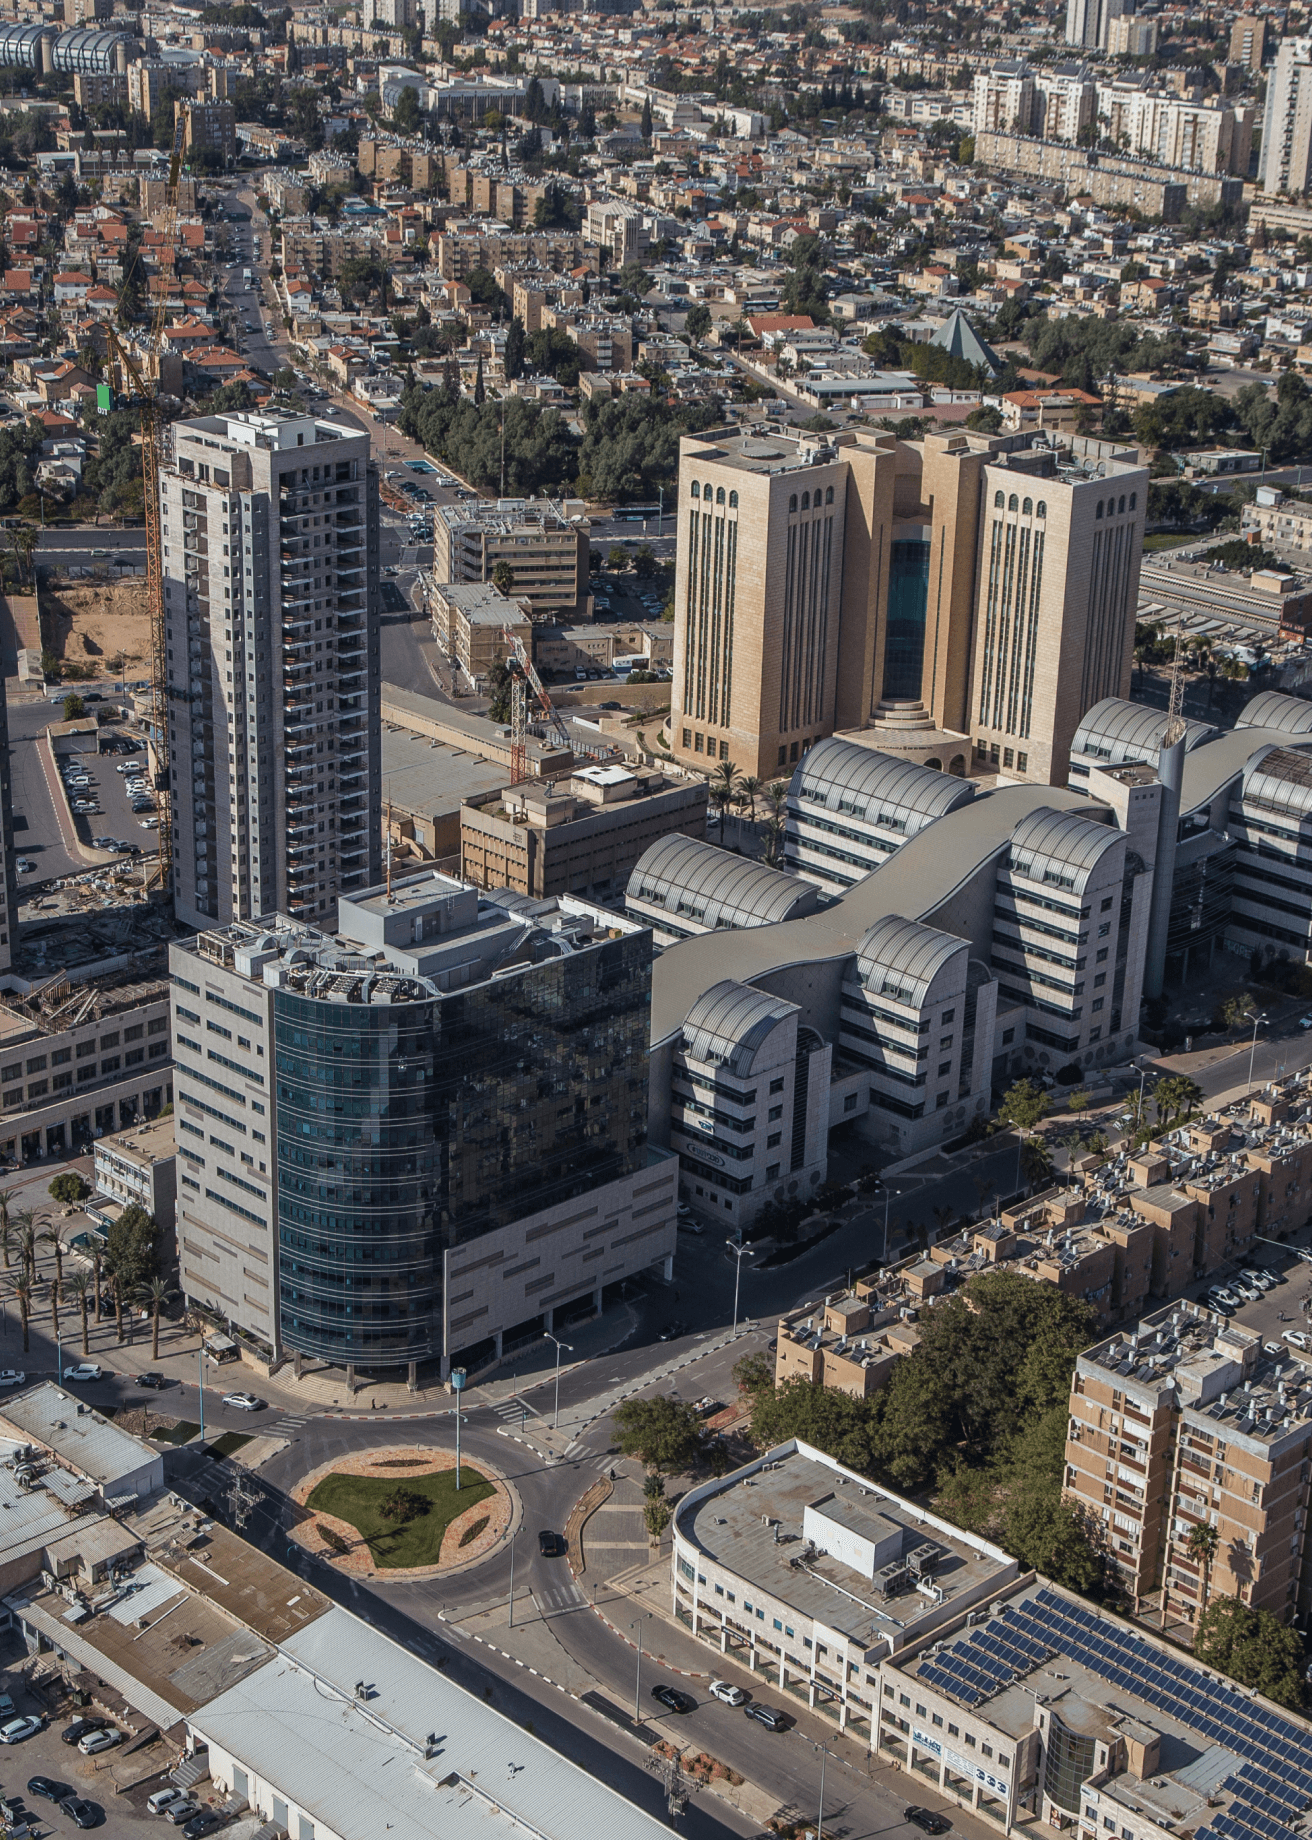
[288,1445,516,1578]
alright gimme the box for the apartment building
[0,680,17,983]
[1065,0,1128,50]
[584,197,653,265]
[177,98,236,163]
[1242,485,1312,552]
[0,971,172,1166]
[1260,37,1312,195]
[1067,1300,1312,1624]
[1231,13,1267,69]
[1039,64,1095,141]
[1106,16,1158,55]
[429,581,531,686]
[972,63,1037,137]
[172,873,675,1379]
[162,410,382,932]
[92,1111,177,1234]
[1094,82,1252,176]
[774,1292,918,1399]
[625,834,821,947]
[432,498,589,622]
[460,764,708,901]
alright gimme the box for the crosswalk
[535,1581,587,1615]
[490,1398,536,1424]
[563,1438,613,1472]
[270,1412,308,1438]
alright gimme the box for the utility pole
[726,1238,754,1335]
[631,1613,651,1723]
[1245,1011,1265,1096]
[452,1366,466,1489]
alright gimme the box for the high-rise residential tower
[1260,37,1312,194]
[162,411,381,931]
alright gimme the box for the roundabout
[288,1443,518,1578]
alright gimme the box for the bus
[612,654,649,677]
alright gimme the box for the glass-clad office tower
[169,875,673,1379]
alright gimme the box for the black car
[27,1777,73,1802]
[905,1809,952,1835]
[538,1530,565,1557]
[135,1373,166,1389]
[650,1684,694,1715]
[60,1719,106,1747]
[658,1321,687,1342]
[61,1798,102,1830]
[182,1812,226,1839]
[743,1704,788,1731]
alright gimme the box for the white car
[1209,1287,1239,1308]
[1283,1329,1311,1350]
[139,819,159,830]
[79,1727,121,1755]
[148,1788,186,1816]
[64,1363,102,1382]
[707,1680,747,1706]
[0,1716,43,1744]
[0,1370,25,1388]
[1241,1268,1275,1290]
[14,860,34,874]
[222,1391,264,1411]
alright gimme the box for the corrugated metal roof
[682,979,796,1074]
[0,1384,162,1492]
[1237,690,1312,735]
[1008,806,1123,890]
[1072,696,1216,763]
[627,833,821,930]
[791,736,976,830]
[854,915,965,1002]
[189,1608,672,1840]
[1241,744,1312,820]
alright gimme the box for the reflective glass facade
[272,929,652,1364]
[884,538,931,702]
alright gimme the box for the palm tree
[1183,1522,1220,1616]
[47,1275,59,1350]
[91,1246,103,1323]
[13,1277,30,1355]
[110,1270,126,1345]
[0,1187,17,1269]
[708,759,741,836]
[738,775,761,822]
[68,1272,90,1357]
[143,1276,176,1363]
[38,1219,63,1302]
[13,1211,36,1286]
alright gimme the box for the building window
[694,733,704,753]
[691,481,700,498]
[1002,1027,1014,1044]
[994,490,1004,507]
[1022,498,1032,515]
[729,491,738,507]
[1118,496,1125,514]
[683,729,691,748]
[1096,500,1104,519]
[801,491,810,509]
[1128,493,1136,510]
[719,740,729,760]
[789,495,798,512]
[1036,501,1046,517]
[1017,752,1028,771]
[778,746,787,765]
[933,1714,944,1728]
[1008,493,1018,511]
[826,486,834,503]
[1003,748,1013,768]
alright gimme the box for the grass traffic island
[307,1466,494,1569]
[289,1445,514,1578]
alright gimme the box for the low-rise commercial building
[92,1111,177,1234]
[430,580,532,686]
[461,765,707,902]
[433,498,590,622]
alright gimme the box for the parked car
[135,1373,166,1389]
[904,1810,951,1835]
[182,1812,226,1839]
[14,859,34,874]
[0,1370,25,1387]
[743,1704,788,1731]
[148,1788,187,1815]
[61,1719,107,1747]
[27,1776,72,1802]
[164,1803,200,1826]
[1209,1288,1239,1309]
[78,1729,120,1755]
[1242,1268,1276,1290]
[63,1798,103,1829]
[221,1391,263,1411]
[0,1716,45,1744]
[650,1684,693,1715]
[707,1680,747,1706]
[64,1364,102,1382]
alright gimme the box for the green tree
[68,1270,90,1356]
[997,1079,1050,1133]
[1215,991,1256,1033]
[380,1487,428,1523]
[1184,1522,1220,1614]
[612,1395,705,1474]
[733,1351,772,1394]
[607,545,629,572]
[749,1376,878,1474]
[391,85,421,134]
[1194,1597,1305,1709]
[640,95,652,141]
[13,1275,29,1354]
[631,542,658,577]
[965,405,1003,433]
[48,1173,88,1206]
[62,694,85,721]
[105,1203,159,1299]
[684,303,712,343]
[525,326,581,388]
[143,1274,176,1363]
[485,659,513,722]
[504,316,526,380]
[492,560,516,598]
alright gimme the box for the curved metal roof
[680,979,796,1075]
[626,833,820,931]
[0,22,53,61]
[854,914,964,1003]
[1241,744,1312,821]
[791,736,975,831]
[1009,806,1122,891]
[51,26,128,67]
[1238,690,1312,736]
[1071,697,1216,763]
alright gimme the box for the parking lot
[1205,1244,1312,1358]
[0,1643,202,1838]
[54,734,156,862]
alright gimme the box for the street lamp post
[812,1740,833,1840]
[1245,1011,1265,1096]
[631,1613,651,1723]
[545,1333,573,1431]
[508,1530,517,1629]
[726,1239,754,1336]
[197,1345,206,1444]
[451,1366,466,1490]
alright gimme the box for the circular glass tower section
[274,965,439,1366]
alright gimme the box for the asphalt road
[35,529,145,565]
[7,696,85,883]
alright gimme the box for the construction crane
[1163,607,1188,749]
[501,627,572,780]
[103,107,188,897]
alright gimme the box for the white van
[148,1789,185,1816]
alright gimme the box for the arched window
[1022,497,1033,516]
[994,490,1004,508]
[728,490,738,508]
[1129,491,1136,511]
[825,485,834,504]
[1008,493,1018,511]
[1095,500,1104,519]
[690,481,700,498]
[789,494,798,512]
[1036,500,1047,517]
[1118,494,1125,514]
[801,491,810,510]
[716,485,725,504]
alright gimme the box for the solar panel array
[915,1588,1312,1840]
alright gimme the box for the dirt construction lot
[43,579,151,677]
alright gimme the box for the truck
[242,268,252,286]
